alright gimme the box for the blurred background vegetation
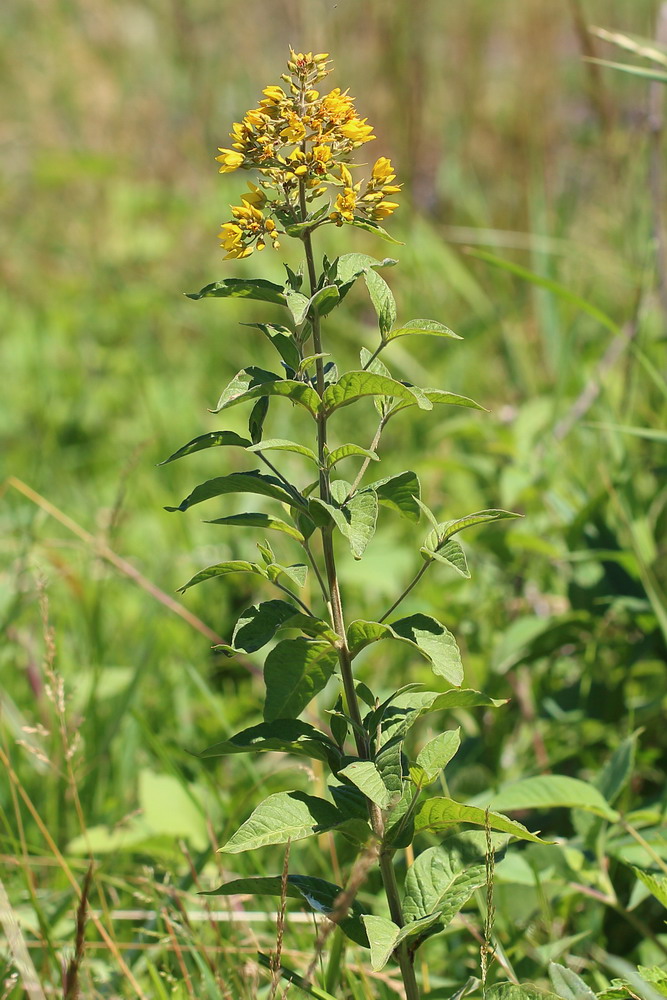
[2,0,667,997]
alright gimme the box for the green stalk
[298,179,421,1000]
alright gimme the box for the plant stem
[345,415,387,500]
[379,563,429,623]
[324,925,346,995]
[299,179,421,1000]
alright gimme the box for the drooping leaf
[548,963,597,1000]
[415,798,547,843]
[246,438,319,464]
[339,760,391,809]
[165,470,307,514]
[196,719,342,768]
[415,729,461,783]
[205,875,368,947]
[326,443,380,469]
[364,471,421,521]
[348,616,463,686]
[212,368,320,417]
[322,371,432,414]
[364,268,397,337]
[244,322,301,371]
[310,490,379,560]
[178,561,266,593]
[248,395,270,444]
[284,287,311,326]
[229,600,298,654]
[263,639,338,722]
[479,775,619,821]
[221,791,345,853]
[186,277,287,305]
[205,511,306,542]
[402,846,486,922]
[421,539,470,578]
[159,430,250,465]
[268,562,309,590]
[361,915,400,972]
[385,318,461,343]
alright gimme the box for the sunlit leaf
[385,318,461,343]
[178,560,266,593]
[196,719,342,768]
[263,639,338,722]
[246,438,318,464]
[221,791,344,853]
[186,277,286,305]
[165,470,307,513]
[158,430,250,465]
[415,798,547,843]
[339,760,391,809]
[205,511,305,542]
[323,371,432,413]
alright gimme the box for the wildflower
[215,148,245,173]
[339,117,375,146]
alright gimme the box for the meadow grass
[2,1,666,996]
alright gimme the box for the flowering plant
[164,51,529,999]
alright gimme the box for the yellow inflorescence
[215,50,401,258]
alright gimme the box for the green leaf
[196,719,342,768]
[279,612,339,644]
[246,438,318,464]
[221,791,344,853]
[339,760,391,809]
[364,471,421,521]
[268,562,309,590]
[212,368,320,417]
[330,253,398,287]
[421,539,470,578]
[326,443,379,469]
[385,318,461,343]
[186,277,286,305]
[375,738,405,804]
[284,287,311,326]
[310,490,379,560]
[632,867,667,909]
[229,600,298,654]
[361,915,400,971]
[415,729,461,783]
[388,387,487,416]
[165,470,307,514]
[205,875,368,947]
[364,268,397,337]
[310,284,340,317]
[248,395,269,444]
[380,688,506,744]
[178,560,266,593]
[205,511,305,542]
[425,509,522,550]
[322,371,432,414]
[159,430,250,465]
[479,775,619,821]
[391,614,464,686]
[256,955,339,1000]
[402,847,486,922]
[466,248,619,334]
[487,986,561,1000]
[415,798,547,843]
[348,616,464,686]
[349,216,404,244]
[244,323,301,371]
[548,963,597,1000]
[263,639,338,722]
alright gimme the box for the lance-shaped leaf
[205,511,305,543]
[364,268,397,337]
[159,430,250,465]
[310,490,379,560]
[349,216,404,244]
[363,471,421,521]
[347,616,463,686]
[248,395,269,444]
[196,719,342,769]
[221,791,345,853]
[361,915,400,972]
[244,323,301,371]
[178,560,266,593]
[205,875,369,947]
[415,798,547,843]
[228,600,299,654]
[322,371,432,414]
[213,367,320,417]
[246,438,319,465]
[326,443,379,469]
[477,775,619,821]
[380,687,507,744]
[548,963,597,1000]
[402,846,486,922]
[420,538,470,578]
[412,729,461,785]
[267,562,309,590]
[309,284,340,317]
[186,277,287,305]
[424,508,522,551]
[165,470,307,514]
[329,253,397,289]
[284,287,310,326]
[388,387,486,417]
[339,760,392,810]
[263,639,338,722]
[384,318,462,343]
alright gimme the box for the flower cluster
[215,50,401,258]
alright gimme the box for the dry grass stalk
[63,862,94,1000]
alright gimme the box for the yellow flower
[261,85,286,105]
[332,187,358,223]
[280,112,307,143]
[215,148,245,173]
[370,200,399,220]
[339,117,375,146]
[240,182,266,208]
[371,157,396,184]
